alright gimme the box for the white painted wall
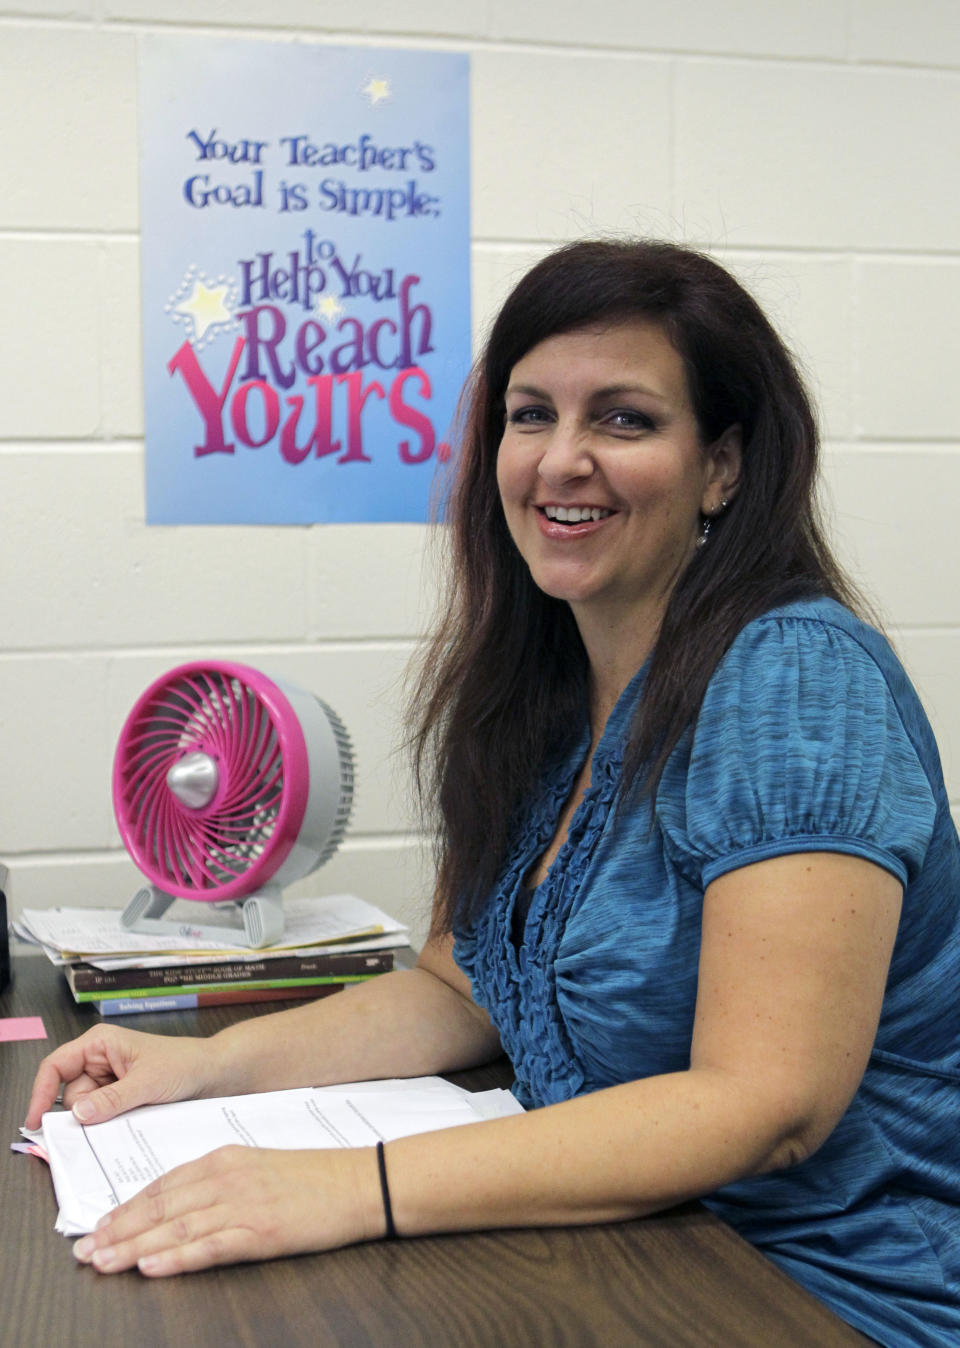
[2,2,958,947]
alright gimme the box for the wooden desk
[1,952,868,1347]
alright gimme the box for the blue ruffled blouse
[454,598,960,1347]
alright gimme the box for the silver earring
[696,499,729,549]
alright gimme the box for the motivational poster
[138,36,471,523]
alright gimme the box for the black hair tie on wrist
[376,1140,397,1239]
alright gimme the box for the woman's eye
[507,406,552,426]
[604,409,656,432]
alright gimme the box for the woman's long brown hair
[409,241,868,937]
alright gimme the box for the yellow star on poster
[315,295,345,322]
[175,279,233,342]
[362,77,391,105]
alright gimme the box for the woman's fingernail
[73,1100,94,1123]
[92,1246,116,1270]
[74,1237,95,1262]
[138,1255,161,1274]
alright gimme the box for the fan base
[121,884,285,949]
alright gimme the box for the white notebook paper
[21,1077,523,1236]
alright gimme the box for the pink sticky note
[0,1016,47,1042]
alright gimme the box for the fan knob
[167,751,220,809]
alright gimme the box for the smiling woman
[28,241,960,1348]
[406,241,960,1346]
[415,240,854,931]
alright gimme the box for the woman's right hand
[25,1025,215,1130]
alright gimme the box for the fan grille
[311,698,354,868]
[114,666,307,900]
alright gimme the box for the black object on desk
[0,863,10,992]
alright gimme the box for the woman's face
[496,320,740,633]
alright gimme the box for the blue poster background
[139,36,470,524]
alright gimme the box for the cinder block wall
[2,2,958,946]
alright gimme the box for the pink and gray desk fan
[113,662,354,948]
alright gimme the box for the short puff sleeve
[656,614,937,890]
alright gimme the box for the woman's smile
[535,503,618,537]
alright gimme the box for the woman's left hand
[72,1145,384,1276]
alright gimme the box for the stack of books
[65,946,397,1015]
[15,895,411,1016]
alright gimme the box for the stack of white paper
[15,895,410,967]
[18,1077,523,1236]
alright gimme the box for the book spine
[96,984,346,1016]
[76,975,373,1004]
[69,949,394,993]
